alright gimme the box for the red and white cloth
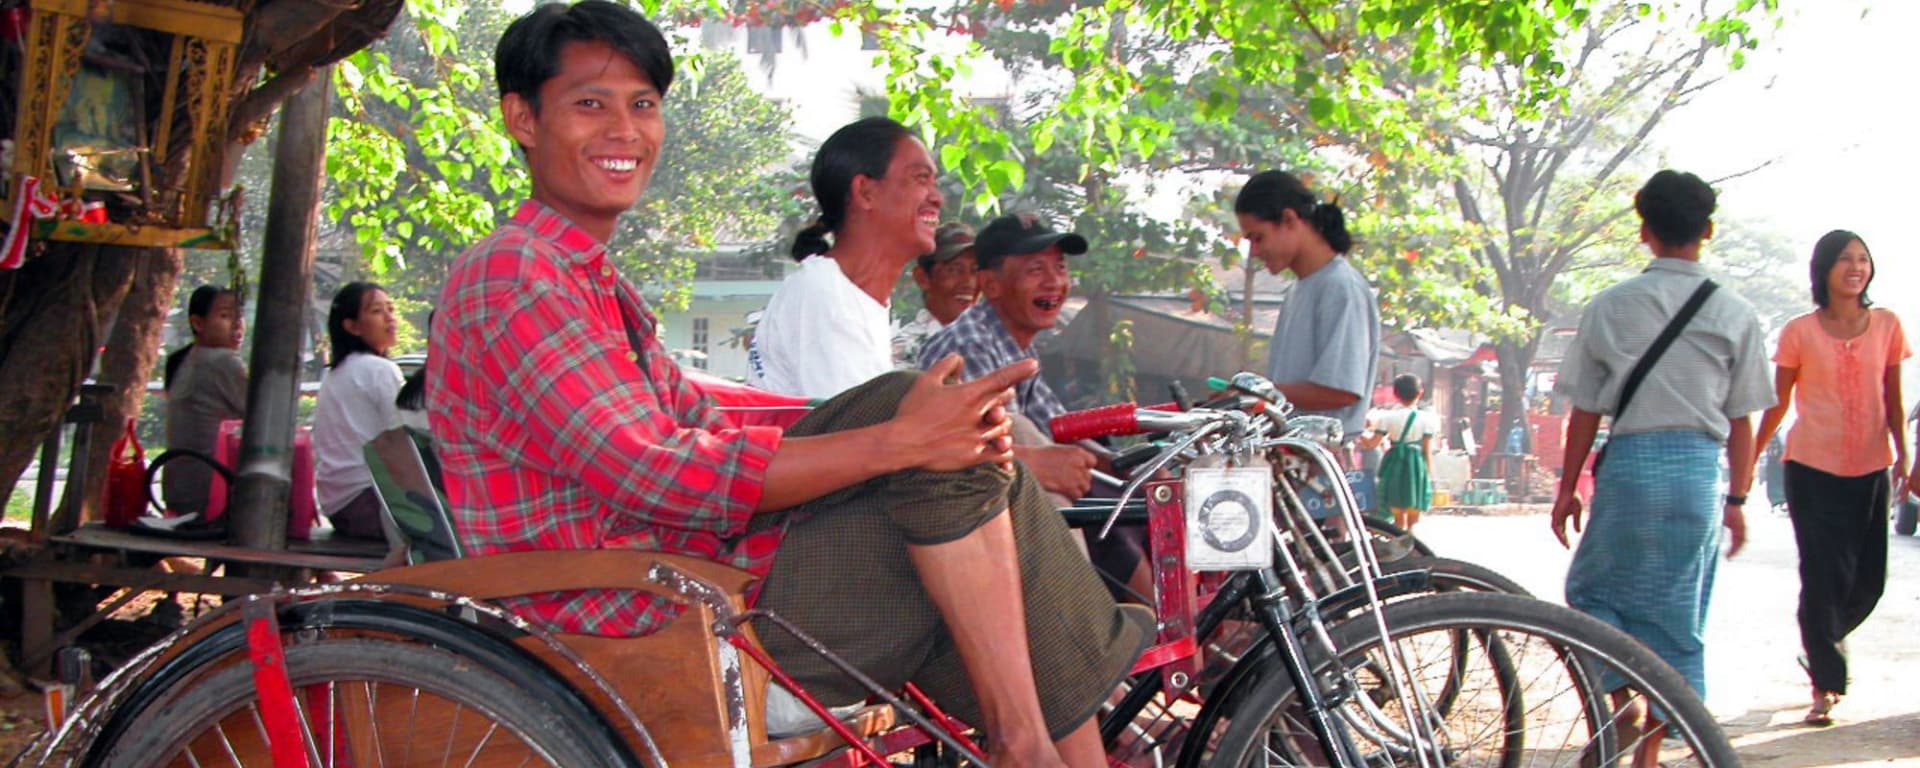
[1,174,108,270]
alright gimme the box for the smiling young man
[430,6,1147,767]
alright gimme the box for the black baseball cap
[973,212,1089,271]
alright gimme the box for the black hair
[1633,170,1716,247]
[327,281,387,369]
[1392,373,1422,404]
[1809,229,1871,309]
[790,117,918,261]
[1233,170,1353,253]
[495,0,675,113]
[164,285,238,389]
[395,311,433,412]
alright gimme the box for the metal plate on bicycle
[1184,466,1274,570]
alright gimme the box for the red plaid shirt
[429,200,784,636]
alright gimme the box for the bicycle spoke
[462,720,504,768]
[442,699,466,767]
[366,680,389,768]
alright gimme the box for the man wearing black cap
[919,212,1098,500]
[893,222,979,364]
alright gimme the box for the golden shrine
[0,0,241,253]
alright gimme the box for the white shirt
[311,352,404,513]
[747,256,894,399]
[1367,406,1440,445]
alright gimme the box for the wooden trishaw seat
[360,549,896,768]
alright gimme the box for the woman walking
[1752,229,1910,726]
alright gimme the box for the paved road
[1414,507,1920,766]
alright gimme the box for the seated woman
[311,281,405,540]
[162,285,248,516]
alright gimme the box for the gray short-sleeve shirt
[1266,257,1381,435]
[1553,258,1775,441]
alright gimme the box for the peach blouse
[1776,308,1911,477]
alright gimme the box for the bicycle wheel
[91,638,624,768]
[1173,557,1530,768]
[1206,592,1738,768]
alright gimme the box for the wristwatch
[1724,493,1747,507]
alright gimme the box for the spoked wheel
[91,638,623,768]
[1204,593,1738,768]
[1174,556,1534,768]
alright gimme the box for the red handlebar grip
[1050,403,1140,442]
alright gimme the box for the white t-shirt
[1366,406,1440,446]
[311,352,404,514]
[747,256,894,399]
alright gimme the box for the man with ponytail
[748,116,942,398]
[432,8,1147,765]
[1234,170,1380,446]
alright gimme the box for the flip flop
[1803,691,1839,727]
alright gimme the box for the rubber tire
[1207,592,1739,768]
[1361,516,1436,558]
[1378,556,1531,599]
[92,638,622,768]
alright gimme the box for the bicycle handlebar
[1049,402,1184,442]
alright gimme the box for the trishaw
[9,374,1741,768]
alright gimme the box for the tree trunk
[1493,334,1544,491]
[0,244,141,508]
[55,249,184,522]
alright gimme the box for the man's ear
[911,265,934,293]
[502,93,538,151]
[849,173,878,212]
[1702,219,1715,242]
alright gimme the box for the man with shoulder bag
[1546,170,1775,768]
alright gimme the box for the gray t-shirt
[163,345,248,514]
[1266,257,1380,435]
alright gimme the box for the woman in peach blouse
[1752,229,1910,727]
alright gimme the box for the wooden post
[231,66,329,551]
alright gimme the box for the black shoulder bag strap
[1595,278,1718,470]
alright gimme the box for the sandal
[1803,690,1839,727]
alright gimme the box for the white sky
[1658,1,1920,320]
